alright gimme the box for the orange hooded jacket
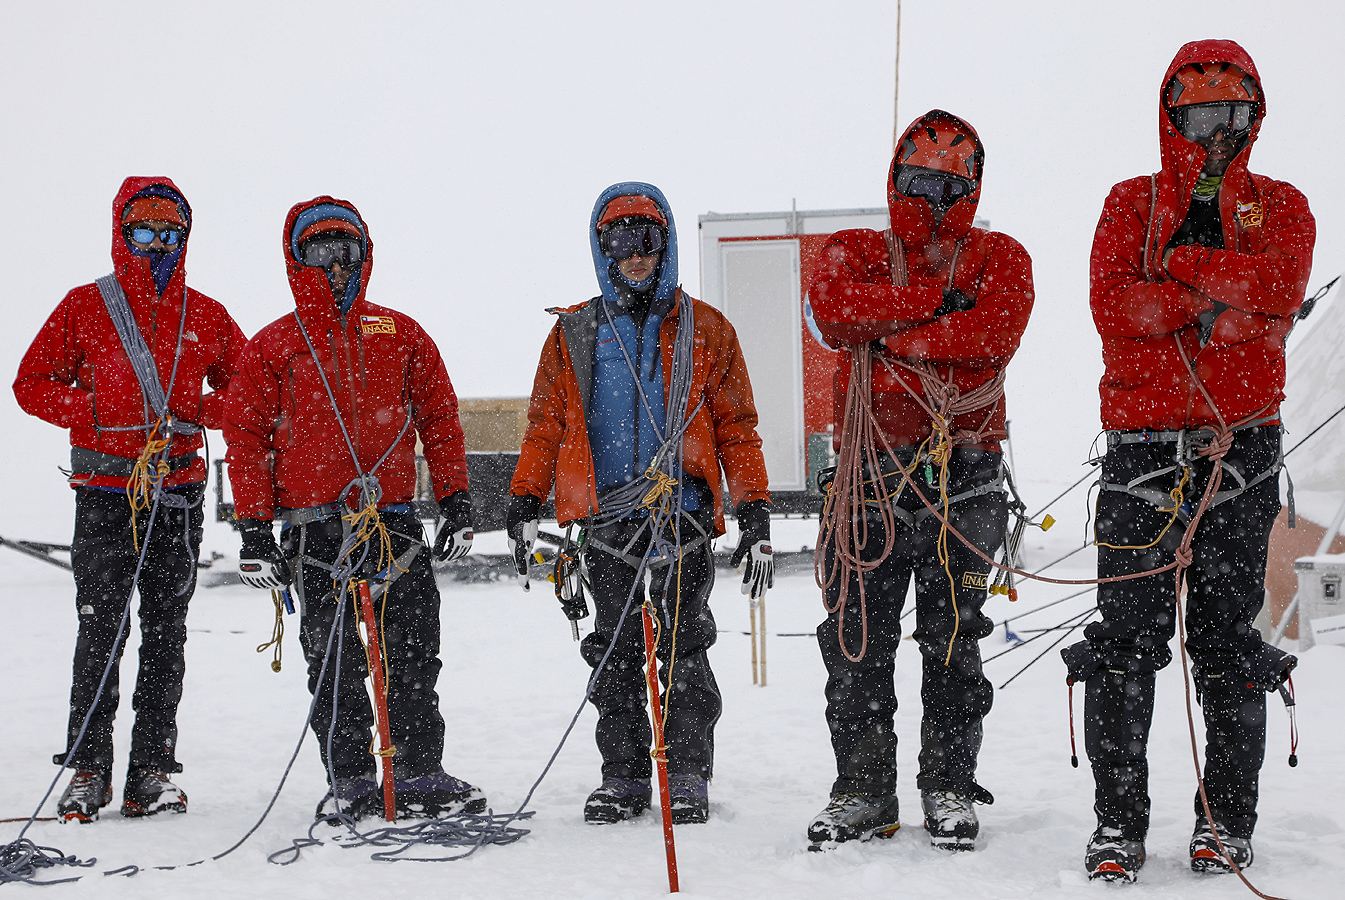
[510,289,769,536]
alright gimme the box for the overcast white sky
[1,0,1341,530]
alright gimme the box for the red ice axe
[356,580,397,821]
[641,601,680,893]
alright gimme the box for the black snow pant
[58,483,204,776]
[284,509,446,783]
[579,511,721,782]
[1065,426,1293,840]
[818,448,1004,801]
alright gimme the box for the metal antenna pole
[892,0,902,147]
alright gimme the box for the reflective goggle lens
[127,226,183,246]
[903,172,972,207]
[1176,102,1254,141]
[599,223,666,260]
[300,236,363,268]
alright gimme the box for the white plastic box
[1292,554,1345,649]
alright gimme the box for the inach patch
[1236,202,1264,228]
[360,315,396,335]
[961,571,988,590]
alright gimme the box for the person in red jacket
[508,182,772,825]
[1062,40,1312,883]
[225,197,481,822]
[14,176,245,823]
[806,111,1033,851]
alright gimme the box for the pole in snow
[891,0,902,148]
[641,601,680,893]
[356,580,398,821]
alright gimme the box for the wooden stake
[356,580,397,822]
[758,596,768,687]
[749,602,759,685]
[641,602,680,893]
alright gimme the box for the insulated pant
[818,449,1004,800]
[60,483,204,775]
[286,510,446,782]
[579,513,721,781]
[1078,426,1282,839]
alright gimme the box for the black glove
[237,518,291,590]
[506,494,541,591]
[432,491,474,562]
[934,288,976,317]
[729,499,774,600]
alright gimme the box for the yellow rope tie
[125,419,172,552]
[1095,467,1191,551]
[638,468,679,517]
[255,590,285,672]
[931,421,961,667]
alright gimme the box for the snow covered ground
[2,491,1342,899]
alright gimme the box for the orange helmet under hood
[888,110,984,248]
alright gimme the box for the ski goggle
[124,226,183,247]
[300,236,363,269]
[1172,102,1255,142]
[599,222,667,260]
[895,168,975,209]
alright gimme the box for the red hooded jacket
[1090,39,1315,431]
[13,176,245,490]
[809,112,1034,449]
[224,198,467,521]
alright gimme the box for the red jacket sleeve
[810,235,942,346]
[1091,181,1209,338]
[13,292,97,430]
[224,333,283,521]
[884,233,1034,362]
[198,301,247,431]
[407,322,469,500]
[1164,180,1315,319]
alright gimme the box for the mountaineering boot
[806,793,901,848]
[668,774,709,825]
[921,789,979,851]
[1190,816,1253,873]
[315,775,381,823]
[56,769,112,824]
[392,771,486,818]
[1086,826,1145,883]
[121,768,187,818]
[584,777,652,824]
